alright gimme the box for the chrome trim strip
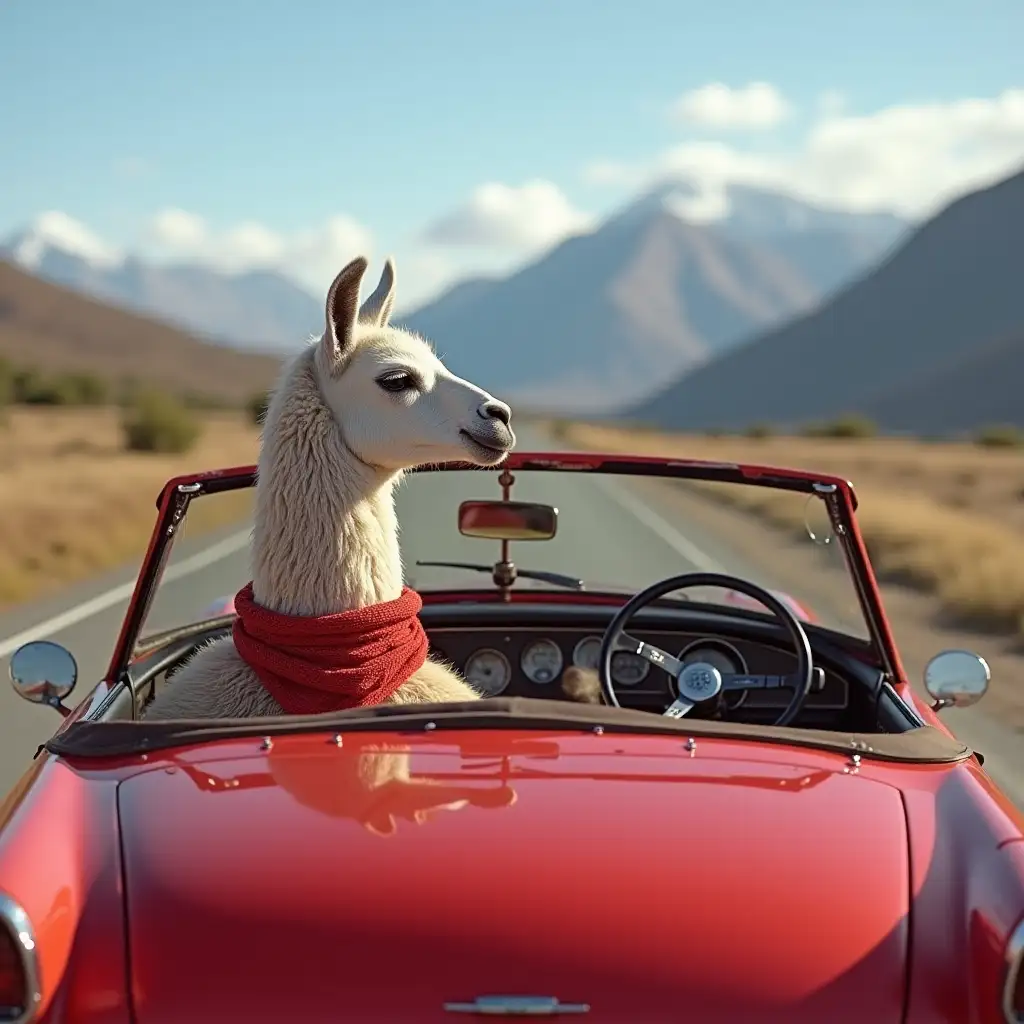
[1003,916,1024,1023]
[0,891,41,1024]
[444,995,589,1015]
[880,679,927,728]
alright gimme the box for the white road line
[592,475,727,574]
[0,528,251,659]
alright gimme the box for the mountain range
[0,257,281,402]
[400,183,907,411]
[2,183,907,413]
[630,166,1024,436]
[10,166,1023,438]
[4,216,322,354]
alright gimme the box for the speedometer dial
[678,640,746,676]
[611,652,650,686]
[571,637,650,685]
[465,649,512,696]
[521,639,563,684]
[572,636,602,671]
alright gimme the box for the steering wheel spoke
[720,669,824,692]
[619,633,685,677]
[663,698,695,719]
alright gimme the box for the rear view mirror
[458,500,558,541]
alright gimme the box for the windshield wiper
[414,560,586,591]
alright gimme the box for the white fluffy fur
[143,256,515,720]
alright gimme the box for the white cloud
[145,209,373,293]
[669,82,791,131]
[421,179,595,251]
[586,88,1024,218]
[149,208,206,249]
[12,211,123,269]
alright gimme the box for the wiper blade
[414,560,586,591]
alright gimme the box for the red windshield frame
[103,452,905,703]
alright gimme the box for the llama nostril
[478,401,511,426]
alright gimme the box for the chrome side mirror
[9,640,78,717]
[924,649,990,711]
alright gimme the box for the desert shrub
[744,422,775,439]
[121,391,201,453]
[115,375,143,408]
[801,414,877,439]
[0,359,12,407]
[246,390,271,426]
[13,368,51,404]
[64,372,109,405]
[16,370,79,405]
[183,390,235,411]
[973,424,1023,449]
[9,368,110,406]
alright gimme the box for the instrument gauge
[572,636,603,671]
[465,649,512,697]
[520,639,563,685]
[611,651,650,686]
[678,641,746,677]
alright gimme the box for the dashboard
[424,607,856,727]
[137,598,903,734]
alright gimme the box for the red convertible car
[2,451,1023,1022]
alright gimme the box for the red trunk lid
[116,730,909,1022]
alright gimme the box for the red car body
[2,451,1023,1023]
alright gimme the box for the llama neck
[249,358,404,617]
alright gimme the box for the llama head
[314,256,515,471]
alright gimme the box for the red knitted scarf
[232,582,428,714]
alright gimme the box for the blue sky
[2,0,1023,306]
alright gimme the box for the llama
[143,255,515,720]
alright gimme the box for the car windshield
[132,457,874,658]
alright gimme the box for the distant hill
[3,217,321,353]
[629,165,1024,436]
[400,181,907,413]
[0,257,282,402]
[862,328,1024,435]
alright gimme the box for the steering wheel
[598,573,814,728]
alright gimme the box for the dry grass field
[0,407,259,608]
[560,422,1024,640]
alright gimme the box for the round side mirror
[923,649,990,709]
[9,640,78,710]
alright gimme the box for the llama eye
[376,372,416,393]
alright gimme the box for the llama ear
[323,256,369,363]
[358,257,397,327]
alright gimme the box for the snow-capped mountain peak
[9,211,124,270]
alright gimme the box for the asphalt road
[1,424,1022,813]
